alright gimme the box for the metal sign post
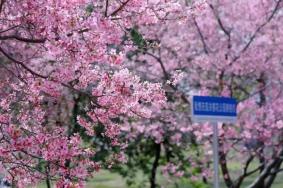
[191,96,237,188]
[212,122,220,188]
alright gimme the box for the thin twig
[0,46,48,78]
[110,0,131,16]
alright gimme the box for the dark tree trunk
[265,160,283,188]
[46,162,51,188]
[248,149,283,188]
[219,150,234,188]
[150,143,161,188]
[46,177,51,188]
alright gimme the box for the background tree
[117,0,283,187]
[0,0,191,187]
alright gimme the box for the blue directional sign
[192,96,237,123]
[191,96,238,188]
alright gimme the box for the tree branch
[209,3,232,58]
[209,4,231,38]
[193,18,209,54]
[265,159,283,188]
[235,156,255,187]
[247,149,283,188]
[0,35,46,43]
[0,46,48,78]
[0,25,19,34]
[110,0,131,16]
[105,0,109,17]
[231,0,282,64]
[145,51,169,80]
[0,0,5,13]
[0,61,27,83]
[219,142,234,187]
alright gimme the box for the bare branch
[219,151,234,188]
[105,0,109,17]
[110,0,131,16]
[209,4,231,38]
[0,0,5,13]
[0,61,27,83]
[0,46,48,78]
[0,35,46,43]
[247,149,283,188]
[0,25,19,34]
[144,51,169,80]
[193,18,209,54]
[235,156,255,187]
[231,0,282,64]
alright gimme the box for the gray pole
[212,122,220,188]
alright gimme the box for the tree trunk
[46,162,51,188]
[248,149,283,188]
[219,150,234,188]
[150,143,161,188]
[46,177,51,188]
[265,160,283,188]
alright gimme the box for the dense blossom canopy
[0,0,193,187]
[121,0,283,187]
[1,0,283,187]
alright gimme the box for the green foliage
[129,27,160,50]
[176,178,209,188]
[112,138,155,181]
[111,134,203,188]
[85,3,95,17]
[130,28,146,48]
[35,159,48,173]
[86,4,94,13]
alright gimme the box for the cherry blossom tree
[120,0,283,187]
[3,0,283,188]
[0,0,196,187]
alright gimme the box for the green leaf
[86,4,94,15]
[130,28,146,48]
